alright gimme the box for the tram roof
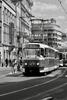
[50,47,58,52]
[26,43,49,48]
[25,43,58,52]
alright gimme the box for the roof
[24,42,58,52]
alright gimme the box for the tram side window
[41,48,44,57]
[59,53,63,60]
[23,49,25,57]
[50,50,55,57]
[56,52,59,59]
[36,49,40,57]
[45,48,48,57]
[45,49,55,57]
[66,54,67,59]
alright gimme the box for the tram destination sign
[25,44,40,49]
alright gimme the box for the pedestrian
[20,57,22,65]
[1,58,4,67]
[5,58,8,67]
[2,62,3,67]
[9,59,12,67]
[11,58,16,74]
[9,58,16,74]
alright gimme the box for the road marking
[0,70,64,97]
[41,97,53,100]
[25,81,67,100]
[47,70,61,77]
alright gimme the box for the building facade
[16,0,33,49]
[0,0,33,63]
[0,0,16,63]
[30,18,63,48]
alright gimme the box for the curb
[6,71,23,77]
[0,74,8,79]
[0,67,11,72]
[0,71,23,79]
[42,96,53,100]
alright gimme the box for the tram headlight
[37,62,39,65]
[25,63,27,65]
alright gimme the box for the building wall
[31,18,62,48]
[1,0,16,62]
[0,0,33,63]
[17,0,33,46]
[43,23,62,48]
[0,1,2,64]
[0,1,2,44]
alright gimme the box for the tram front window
[23,49,40,57]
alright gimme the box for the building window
[0,7,2,21]
[9,22,14,44]
[4,8,7,23]
[3,25,9,44]
[0,27,1,43]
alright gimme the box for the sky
[32,0,67,33]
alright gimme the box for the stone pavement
[0,69,63,84]
[0,65,23,72]
[0,66,23,79]
[47,69,62,77]
[0,67,64,84]
[0,66,11,71]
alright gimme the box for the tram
[62,52,67,67]
[22,43,60,75]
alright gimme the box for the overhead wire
[57,0,67,15]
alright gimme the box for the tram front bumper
[39,67,49,73]
[23,65,39,73]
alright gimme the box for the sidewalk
[0,69,64,84]
[0,66,23,78]
[0,66,11,71]
[0,65,23,72]
[0,68,65,84]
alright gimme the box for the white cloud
[55,16,65,20]
[44,3,58,10]
[35,2,58,10]
[32,1,59,18]
[64,29,67,33]
[65,0,67,4]
[32,0,67,32]
[32,2,58,11]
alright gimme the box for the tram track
[0,68,66,100]
[24,81,67,100]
